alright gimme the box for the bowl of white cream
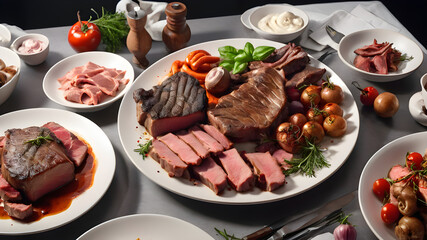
[248,4,309,43]
[11,33,49,65]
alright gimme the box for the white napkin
[116,0,167,41]
[300,4,399,51]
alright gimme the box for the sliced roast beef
[134,72,207,138]
[3,202,33,220]
[372,54,388,74]
[176,130,210,159]
[1,127,75,202]
[272,149,293,170]
[245,152,285,191]
[189,125,224,154]
[191,157,228,194]
[0,174,22,202]
[353,55,373,73]
[158,133,202,165]
[207,67,287,142]
[354,39,392,57]
[148,139,188,178]
[285,65,326,88]
[217,148,254,192]
[43,122,88,167]
[388,164,411,181]
[200,124,233,150]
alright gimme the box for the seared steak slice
[0,174,22,202]
[148,139,188,178]
[3,202,33,220]
[134,72,208,137]
[285,65,326,88]
[1,127,75,202]
[189,125,224,154]
[176,130,210,159]
[217,148,254,192]
[207,68,287,142]
[191,157,227,194]
[200,124,233,150]
[245,152,285,191]
[158,133,202,165]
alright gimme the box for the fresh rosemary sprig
[134,139,152,159]
[284,139,330,177]
[91,7,129,52]
[214,228,242,240]
[25,135,53,146]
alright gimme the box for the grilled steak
[217,148,254,192]
[1,127,75,202]
[191,157,228,195]
[0,174,22,202]
[134,72,208,137]
[148,139,188,178]
[245,152,285,191]
[207,67,287,142]
[158,133,202,165]
[3,202,33,220]
[285,65,326,88]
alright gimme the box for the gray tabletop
[1,1,427,239]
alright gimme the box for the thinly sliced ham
[199,124,233,150]
[272,149,293,170]
[191,157,228,194]
[176,130,210,159]
[148,139,188,178]
[217,148,254,192]
[158,133,202,165]
[245,152,285,191]
[189,125,224,154]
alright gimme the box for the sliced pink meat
[3,202,33,220]
[217,148,254,192]
[189,125,224,154]
[372,54,389,74]
[158,133,202,165]
[245,152,285,191]
[64,85,104,105]
[43,122,88,167]
[90,71,120,96]
[149,139,188,178]
[272,149,293,170]
[0,174,22,202]
[388,164,411,181]
[191,157,228,194]
[200,124,233,150]
[353,55,373,73]
[354,39,392,57]
[418,177,427,203]
[176,130,210,159]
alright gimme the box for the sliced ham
[191,157,228,194]
[0,174,22,202]
[148,139,188,178]
[189,125,224,154]
[217,148,254,192]
[3,202,33,220]
[245,152,285,191]
[158,133,202,165]
[176,130,210,159]
[199,124,233,150]
[388,164,411,181]
[272,149,293,170]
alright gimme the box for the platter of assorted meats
[0,108,115,234]
[118,38,360,204]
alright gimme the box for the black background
[0,0,425,48]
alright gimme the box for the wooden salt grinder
[162,2,191,52]
[126,5,152,68]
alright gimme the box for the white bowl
[0,24,11,47]
[248,4,309,43]
[359,132,427,239]
[338,29,423,82]
[11,33,49,65]
[43,51,134,112]
[0,46,21,105]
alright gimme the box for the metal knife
[326,25,345,43]
[242,190,356,240]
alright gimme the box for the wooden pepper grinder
[162,2,191,52]
[126,4,152,68]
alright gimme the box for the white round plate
[359,132,427,239]
[118,38,360,204]
[0,108,115,235]
[408,91,427,126]
[77,214,214,240]
[43,51,134,112]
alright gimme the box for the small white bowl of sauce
[11,33,49,65]
[248,4,309,43]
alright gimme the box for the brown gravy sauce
[0,138,97,222]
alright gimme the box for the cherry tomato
[406,152,424,170]
[300,85,321,108]
[302,121,324,144]
[322,103,343,117]
[68,12,101,52]
[372,178,390,200]
[352,81,379,106]
[323,115,347,137]
[381,203,400,224]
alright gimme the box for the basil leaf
[218,46,237,55]
[234,51,252,63]
[219,61,234,72]
[220,52,237,60]
[252,46,276,61]
[244,42,254,56]
[232,61,248,74]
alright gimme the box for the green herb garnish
[399,53,414,62]
[25,135,54,146]
[134,140,152,159]
[91,7,129,52]
[284,139,330,177]
[218,42,275,74]
[214,228,242,240]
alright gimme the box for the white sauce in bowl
[258,11,304,34]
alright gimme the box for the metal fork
[317,49,336,62]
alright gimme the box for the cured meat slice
[148,139,188,178]
[133,72,207,137]
[191,157,228,194]
[176,130,210,159]
[3,202,33,220]
[1,127,75,202]
[200,124,233,150]
[158,133,202,165]
[43,122,88,167]
[245,152,285,191]
[217,148,254,192]
[189,125,224,154]
[207,67,287,142]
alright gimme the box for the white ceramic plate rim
[0,108,115,235]
[118,38,360,205]
[0,46,21,89]
[42,51,134,112]
[0,24,11,47]
[359,132,427,239]
[77,214,214,240]
[338,29,424,82]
